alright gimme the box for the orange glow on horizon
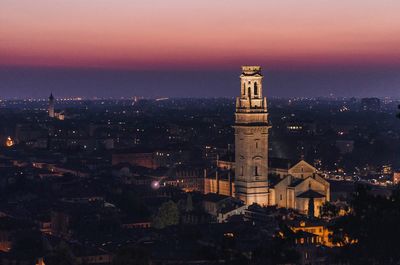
[1,0,400,70]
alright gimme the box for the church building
[232,66,330,216]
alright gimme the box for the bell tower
[48,93,55,118]
[234,66,270,206]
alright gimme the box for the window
[280,194,283,201]
[255,141,258,149]
[255,166,259,176]
[254,82,258,96]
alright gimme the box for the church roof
[296,189,325,198]
[268,174,282,187]
[288,178,305,187]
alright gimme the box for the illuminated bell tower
[48,93,55,118]
[234,66,270,206]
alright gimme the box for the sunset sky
[1,0,400,98]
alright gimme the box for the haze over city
[1,0,400,98]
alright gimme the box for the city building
[360,97,381,112]
[271,161,330,217]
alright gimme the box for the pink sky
[1,0,400,69]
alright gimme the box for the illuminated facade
[272,160,330,217]
[234,66,270,206]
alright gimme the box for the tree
[46,241,77,265]
[185,193,193,212]
[112,246,149,265]
[331,184,400,264]
[320,201,339,219]
[253,234,299,265]
[152,200,179,229]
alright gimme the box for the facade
[271,161,330,217]
[204,177,234,197]
[288,218,340,247]
[234,66,270,206]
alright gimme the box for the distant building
[285,120,316,135]
[202,193,243,221]
[48,93,55,118]
[287,218,336,247]
[360,98,381,112]
[48,93,65,120]
[335,140,354,154]
[112,148,181,169]
[112,151,157,169]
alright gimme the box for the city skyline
[1,2,400,264]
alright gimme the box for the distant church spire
[48,93,55,118]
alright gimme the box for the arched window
[243,83,246,95]
[254,82,258,96]
[253,157,262,177]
